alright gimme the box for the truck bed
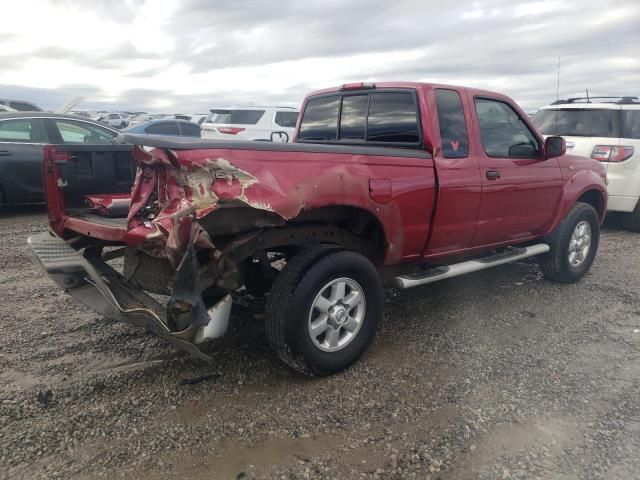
[66,210,128,228]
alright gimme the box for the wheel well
[577,190,605,220]
[203,205,389,292]
[212,205,388,267]
[290,206,388,263]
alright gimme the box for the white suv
[201,107,298,142]
[99,113,129,129]
[533,97,640,230]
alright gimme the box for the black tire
[538,202,600,283]
[265,246,383,376]
[621,200,640,232]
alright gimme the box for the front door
[470,97,562,246]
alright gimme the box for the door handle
[486,170,501,180]
[0,150,14,156]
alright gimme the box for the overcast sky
[1,0,638,113]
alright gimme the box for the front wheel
[538,202,600,283]
[265,246,383,376]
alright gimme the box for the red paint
[369,179,392,204]
[43,82,607,267]
[84,193,131,215]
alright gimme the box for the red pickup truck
[28,82,607,376]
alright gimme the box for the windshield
[206,109,265,125]
[532,108,621,137]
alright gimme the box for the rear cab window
[297,89,421,146]
[298,96,340,140]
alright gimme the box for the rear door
[0,117,49,203]
[423,88,482,256]
[471,97,562,246]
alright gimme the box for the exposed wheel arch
[203,205,388,265]
[576,189,606,220]
[289,205,388,262]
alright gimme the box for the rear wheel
[538,202,600,283]
[621,199,640,232]
[265,246,383,376]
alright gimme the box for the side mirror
[270,131,290,143]
[544,136,566,159]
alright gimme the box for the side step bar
[393,244,550,289]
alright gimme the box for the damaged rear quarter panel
[126,145,436,264]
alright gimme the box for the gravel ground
[1,207,639,480]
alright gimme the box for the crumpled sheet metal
[123,144,424,265]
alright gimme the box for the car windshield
[532,108,621,138]
[206,109,265,125]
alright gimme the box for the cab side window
[435,89,469,158]
[475,98,540,158]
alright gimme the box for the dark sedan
[124,119,201,137]
[0,113,118,205]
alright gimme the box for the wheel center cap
[329,305,348,326]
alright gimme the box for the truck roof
[304,81,509,101]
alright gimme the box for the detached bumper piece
[27,232,232,361]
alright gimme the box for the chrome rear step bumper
[393,244,550,289]
[27,232,230,362]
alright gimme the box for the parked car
[128,114,166,127]
[0,99,44,112]
[124,119,201,137]
[201,106,298,142]
[188,113,209,126]
[0,105,17,113]
[70,111,92,118]
[0,112,118,205]
[28,82,606,376]
[533,96,640,230]
[98,113,129,129]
